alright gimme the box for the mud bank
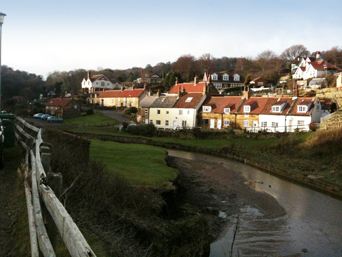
[166,155,286,242]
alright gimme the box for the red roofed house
[293,51,342,80]
[200,96,245,129]
[95,86,147,108]
[45,97,81,119]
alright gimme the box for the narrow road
[95,109,137,126]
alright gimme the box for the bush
[86,109,94,115]
[126,124,156,137]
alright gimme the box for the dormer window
[272,106,281,113]
[185,97,193,102]
[203,106,211,112]
[244,106,251,113]
[297,105,307,113]
[212,74,218,80]
[234,74,240,81]
[224,108,230,114]
[223,74,229,81]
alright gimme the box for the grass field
[64,113,117,126]
[90,140,178,187]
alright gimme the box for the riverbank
[167,155,286,241]
[66,129,342,199]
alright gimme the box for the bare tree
[280,44,308,61]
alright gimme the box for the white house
[81,72,121,93]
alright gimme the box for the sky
[1,0,342,79]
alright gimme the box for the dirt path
[95,110,136,126]
[0,146,24,256]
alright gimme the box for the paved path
[95,110,137,127]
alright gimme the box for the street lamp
[0,12,6,110]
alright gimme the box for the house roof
[98,89,145,98]
[46,98,72,107]
[289,97,316,116]
[150,95,179,108]
[201,96,244,113]
[259,97,294,115]
[140,96,158,108]
[237,97,269,114]
[173,93,205,109]
[169,82,206,94]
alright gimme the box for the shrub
[126,124,156,137]
[86,108,94,115]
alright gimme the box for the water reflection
[167,150,342,256]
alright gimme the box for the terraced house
[94,87,147,108]
[210,72,244,92]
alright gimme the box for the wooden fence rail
[15,117,96,257]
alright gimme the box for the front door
[217,119,222,129]
[173,120,177,129]
[210,119,215,129]
[145,119,148,124]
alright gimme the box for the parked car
[47,116,63,123]
[33,113,44,119]
[41,114,51,120]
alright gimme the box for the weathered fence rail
[15,117,96,257]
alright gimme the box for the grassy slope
[90,140,178,187]
[64,113,117,126]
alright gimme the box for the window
[144,110,148,115]
[185,97,193,102]
[261,121,267,127]
[182,120,187,127]
[257,82,264,86]
[224,108,230,114]
[187,110,190,114]
[202,106,211,112]
[203,119,209,126]
[166,111,169,114]
[244,106,251,113]
[212,74,218,80]
[101,82,105,87]
[272,122,278,127]
[157,110,161,114]
[224,120,230,126]
[234,75,240,81]
[165,120,169,126]
[297,106,307,113]
[179,110,183,115]
[243,120,249,127]
[156,120,161,125]
[272,106,281,112]
[74,105,78,109]
[150,120,153,124]
[214,83,222,88]
[297,120,304,126]
[223,74,229,81]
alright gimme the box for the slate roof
[140,96,158,108]
[210,72,244,83]
[150,96,178,108]
[173,93,205,109]
[46,98,72,107]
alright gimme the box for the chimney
[203,72,208,82]
[316,51,321,59]
[294,83,299,97]
[121,84,124,92]
[243,86,250,99]
[178,87,181,98]
[148,89,151,96]
[143,83,147,90]
[87,71,90,80]
[194,76,198,85]
[175,77,178,85]
[202,84,207,96]
[182,86,185,94]
[157,89,160,97]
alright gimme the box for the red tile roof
[237,97,269,114]
[259,97,294,115]
[173,93,205,109]
[98,89,145,98]
[289,97,316,116]
[201,96,244,113]
[46,98,72,107]
[169,82,206,94]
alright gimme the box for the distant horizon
[2,0,341,79]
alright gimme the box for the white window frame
[202,106,211,112]
[223,74,229,81]
[144,110,148,115]
[185,97,193,102]
[224,119,230,126]
[165,120,169,126]
[297,105,307,113]
[243,120,249,127]
[261,121,267,127]
[272,122,278,127]
[212,74,218,80]
[234,75,240,81]
[156,120,161,125]
[179,110,183,115]
[272,106,281,113]
[224,108,230,114]
[244,106,251,113]
[297,120,305,126]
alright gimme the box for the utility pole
[0,12,6,110]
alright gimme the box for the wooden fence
[15,117,96,257]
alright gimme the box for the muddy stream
[167,149,342,257]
